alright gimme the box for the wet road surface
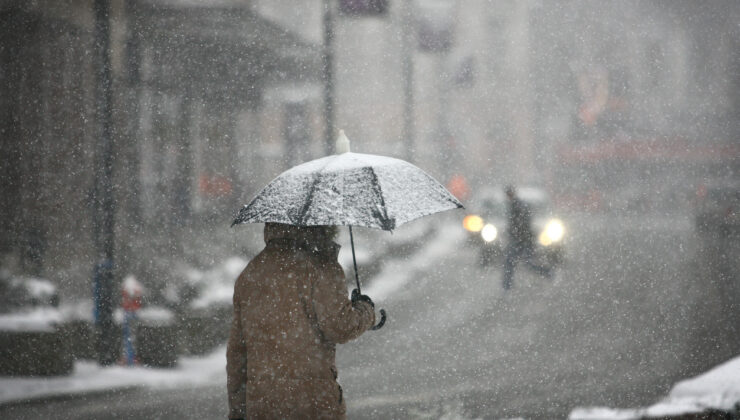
[2,214,737,419]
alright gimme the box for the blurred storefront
[0,0,322,296]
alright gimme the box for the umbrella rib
[295,156,336,225]
[365,166,394,230]
[421,171,465,208]
[296,172,321,226]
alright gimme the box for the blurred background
[1,0,738,299]
[0,0,738,418]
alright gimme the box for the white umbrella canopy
[232,131,464,331]
[232,132,463,230]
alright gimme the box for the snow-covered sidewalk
[0,346,227,405]
[364,221,465,302]
[570,355,740,419]
[0,221,445,408]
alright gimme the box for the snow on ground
[569,355,740,419]
[0,346,227,405]
[2,219,737,418]
[363,220,465,302]
[0,307,63,333]
[0,219,459,407]
[184,256,246,309]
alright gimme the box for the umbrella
[232,131,464,329]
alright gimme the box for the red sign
[199,174,233,197]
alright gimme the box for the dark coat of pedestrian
[506,187,535,251]
[226,223,375,420]
[502,186,550,289]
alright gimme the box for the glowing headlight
[481,224,498,242]
[538,219,565,246]
[463,215,484,232]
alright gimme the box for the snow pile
[0,307,63,333]
[136,306,175,326]
[364,221,465,301]
[17,277,57,301]
[60,300,94,322]
[0,273,58,310]
[112,306,175,327]
[122,275,144,297]
[570,356,740,419]
[0,346,227,404]
[338,244,373,269]
[0,273,63,332]
[184,256,246,309]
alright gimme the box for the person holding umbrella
[228,131,462,418]
[226,222,375,420]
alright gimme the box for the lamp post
[401,0,415,163]
[92,0,117,366]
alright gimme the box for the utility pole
[92,0,117,366]
[323,0,335,155]
[401,0,415,163]
[510,1,534,184]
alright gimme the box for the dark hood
[263,223,340,261]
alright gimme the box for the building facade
[0,0,322,297]
[1,0,738,298]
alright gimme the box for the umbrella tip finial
[336,129,350,154]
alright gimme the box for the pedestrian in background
[226,223,375,419]
[502,186,552,290]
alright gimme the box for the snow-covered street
[1,215,738,419]
[3,0,738,418]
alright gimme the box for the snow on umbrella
[232,130,464,329]
[232,132,462,230]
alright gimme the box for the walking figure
[502,186,551,290]
[226,223,375,419]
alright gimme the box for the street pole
[92,0,117,366]
[323,0,335,155]
[401,0,415,163]
[436,53,452,178]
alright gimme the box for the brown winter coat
[226,224,375,419]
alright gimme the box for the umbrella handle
[371,309,386,330]
[348,226,385,331]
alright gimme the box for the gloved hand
[351,288,374,308]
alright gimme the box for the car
[462,186,566,269]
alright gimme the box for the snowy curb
[569,356,740,419]
[0,346,227,406]
[364,222,465,301]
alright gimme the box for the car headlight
[481,224,498,242]
[538,219,565,246]
[463,215,484,232]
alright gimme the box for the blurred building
[1,0,738,297]
[527,1,740,213]
[255,0,740,209]
[0,0,321,296]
